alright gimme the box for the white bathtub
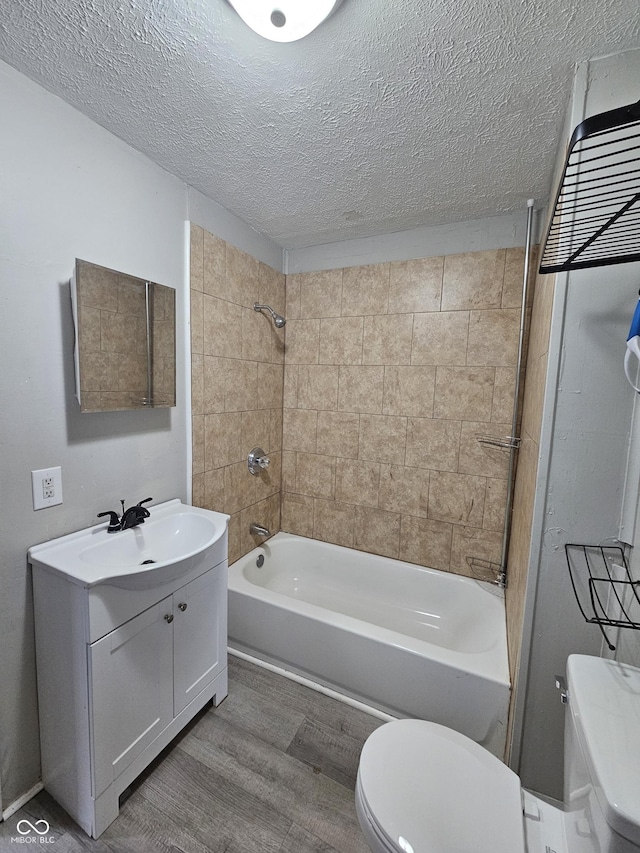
[228,532,510,757]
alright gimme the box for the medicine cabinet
[71,259,176,412]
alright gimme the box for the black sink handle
[97,510,121,533]
[136,497,153,518]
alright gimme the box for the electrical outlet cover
[32,467,63,510]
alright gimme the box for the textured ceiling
[0,0,639,249]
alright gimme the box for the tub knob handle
[248,447,270,475]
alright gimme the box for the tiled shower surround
[190,223,529,580]
[282,250,527,577]
[190,225,285,564]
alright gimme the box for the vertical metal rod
[500,199,536,584]
[145,281,152,406]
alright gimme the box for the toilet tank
[565,655,640,853]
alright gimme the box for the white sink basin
[28,499,230,588]
[79,511,218,568]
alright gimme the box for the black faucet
[121,497,153,530]
[97,497,153,532]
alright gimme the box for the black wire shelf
[540,100,640,274]
[565,543,640,651]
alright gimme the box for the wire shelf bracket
[476,434,521,451]
[540,99,640,274]
[465,556,506,589]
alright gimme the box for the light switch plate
[32,466,63,510]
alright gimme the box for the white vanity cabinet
[90,567,226,798]
[90,597,175,799]
[29,501,229,839]
[173,567,226,714]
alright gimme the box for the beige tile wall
[281,249,527,577]
[190,224,285,564]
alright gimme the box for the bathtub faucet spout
[250,523,271,538]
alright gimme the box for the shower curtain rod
[500,199,536,584]
[471,199,535,588]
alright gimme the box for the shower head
[253,302,286,328]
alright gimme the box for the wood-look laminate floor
[1,656,383,853]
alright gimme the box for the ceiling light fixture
[228,0,341,42]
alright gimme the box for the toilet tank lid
[567,655,640,846]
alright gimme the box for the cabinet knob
[178,602,188,611]
[164,614,174,623]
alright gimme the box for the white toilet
[356,654,640,853]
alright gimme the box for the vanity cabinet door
[89,598,174,797]
[173,566,227,716]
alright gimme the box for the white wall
[285,210,540,273]
[188,187,283,271]
[516,49,640,798]
[0,59,282,812]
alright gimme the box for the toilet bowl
[356,655,640,853]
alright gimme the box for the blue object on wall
[624,294,640,393]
